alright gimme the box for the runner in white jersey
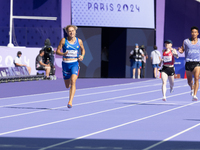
[178,26,200,101]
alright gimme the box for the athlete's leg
[192,67,200,97]
[168,75,174,93]
[64,78,73,107]
[186,70,194,91]
[161,72,168,100]
[68,74,78,106]
[64,79,71,88]
[64,79,73,106]
[66,62,79,107]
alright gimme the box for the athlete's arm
[178,42,184,54]
[159,56,161,62]
[159,58,163,67]
[159,53,163,66]
[56,38,68,56]
[172,48,179,58]
[78,38,85,61]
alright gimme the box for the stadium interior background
[0,0,200,78]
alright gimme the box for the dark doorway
[101,28,127,78]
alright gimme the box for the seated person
[14,51,31,74]
[35,49,51,79]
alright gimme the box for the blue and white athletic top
[184,38,200,62]
[63,37,80,59]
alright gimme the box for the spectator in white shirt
[14,51,31,74]
[151,45,161,78]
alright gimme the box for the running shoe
[132,76,135,79]
[138,76,140,79]
[162,96,166,101]
[67,104,72,108]
[170,88,174,93]
[192,95,198,101]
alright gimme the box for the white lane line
[0,90,193,136]
[116,100,176,105]
[38,100,200,150]
[0,85,187,119]
[0,79,187,108]
[0,83,165,108]
[0,86,163,119]
[0,79,160,101]
[143,122,200,150]
[0,79,185,101]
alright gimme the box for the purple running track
[0,78,200,150]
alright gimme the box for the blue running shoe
[67,104,72,108]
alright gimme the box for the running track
[0,78,200,150]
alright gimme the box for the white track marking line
[0,80,187,108]
[0,79,185,101]
[38,101,200,150]
[0,90,193,136]
[143,122,200,150]
[0,90,67,101]
[0,87,164,119]
[0,85,187,119]
[0,79,155,101]
[116,100,176,105]
[0,83,166,108]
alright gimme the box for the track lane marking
[0,79,162,100]
[0,85,187,119]
[39,99,200,150]
[0,79,185,101]
[143,122,200,150]
[0,90,194,136]
[0,83,166,108]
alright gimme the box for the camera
[43,46,53,64]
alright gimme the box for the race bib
[163,56,172,62]
[66,50,78,57]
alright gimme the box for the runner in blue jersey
[56,25,85,108]
[178,26,200,101]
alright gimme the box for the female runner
[56,25,85,108]
[159,40,179,101]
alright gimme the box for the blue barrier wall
[0,0,61,47]
[174,57,185,78]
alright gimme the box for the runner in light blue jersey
[56,25,85,108]
[179,26,200,101]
